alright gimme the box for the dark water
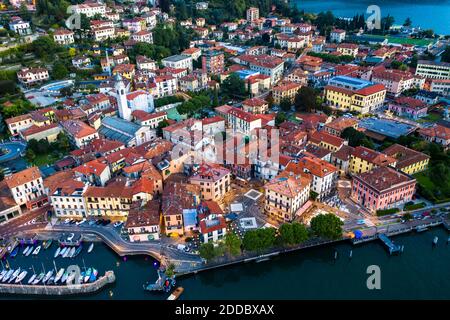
[293,0,450,35]
[1,227,449,299]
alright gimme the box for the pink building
[388,96,428,120]
[351,166,416,214]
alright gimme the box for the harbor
[0,225,448,299]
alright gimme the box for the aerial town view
[0,0,449,305]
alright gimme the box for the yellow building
[349,146,397,175]
[382,144,429,175]
[273,81,301,104]
[324,84,386,114]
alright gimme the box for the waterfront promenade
[0,271,115,296]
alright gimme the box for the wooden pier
[0,271,115,296]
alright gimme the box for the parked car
[113,221,123,228]
[64,218,71,224]
[76,218,86,226]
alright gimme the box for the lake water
[1,227,449,299]
[293,0,450,35]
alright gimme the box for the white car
[113,221,123,228]
[76,219,86,226]
[64,218,71,224]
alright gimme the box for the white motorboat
[0,270,7,281]
[61,270,69,284]
[32,245,41,255]
[68,247,76,258]
[54,268,65,284]
[25,246,33,257]
[14,270,28,283]
[27,273,37,284]
[22,246,31,256]
[42,270,53,283]
[2,269,14,282]
[54,247,61,258]
[59,247,68,258]
[32,272,45,285]
[87,243,94,253]
[62,247,71,258]
[8,268,21,283]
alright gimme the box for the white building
[50,180,88,218]
[161,55,193,72]
[415,60,450,80]
[115,74,154,121]
[17,67,49,86]
[152,75,178,98]
[226,107,262,135]
[5,167,46,209]
[53,29,75,45]
[72,2,106,17]
[330,29,346,43]
[9,17,31,36]
[131,30,153,44]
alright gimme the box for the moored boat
[62,247,71,258]
[22,246,31,256]
[2,269,14,282]
[54,247,61,258]
[61,270,69,284]
[72,245,83,258]
[25,246,33,257]
[0,270,6,281]
[167,287,184,300]
[87,243,94,253]
[60,247,68,258]
[14,270,28,283]
[42,270,53,283]
[43,239,53,250]
[32,246,41,255]
[68,247,76,258]
[83,268,92,283]
[54,268,65,284]
[47,276,55,285]
[9,247,19,258]
[32,272,45,285]
[27,273,36,285]
[8,268,21,283]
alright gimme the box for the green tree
[156,119,170,136]
[292,222,309,244]
[310,213,343,240]
[224,233,242,256]
[275,111,287,126]
[279,223,295,245]
[242,228,276,252]
[31,36,57,59]
[199,242,216,260]
[403,17,412,27]
[25,148,36,162]
[341,127,374,149]
[221,73,246,98]
[294,86,317,112]
[52,60,69,80]
[279,97,292,111]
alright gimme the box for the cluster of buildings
[3,1,450,246]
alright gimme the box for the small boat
[25,246,33,257]
[72,245,83,258]
[62,247,71,258]
[68,247,76,258]
[9,247,19,258]
[14,270,28,283]
[54,247,61,258]
[83,268,92,283]
[2,269,14,282]
[32,245,41,255]
[43,239,53,250]
[8,268,21,283]
[47,276,55,285]
[87,243,94,253]
[27,273,37,285]
[32,272,45,285]
[415,226,428,232]
[22,246,31,256]
[61,270,69,284]
[0,270,6,281]
[89,268,98,283]
[167,287,184,300]
[54,268,65,284]
[42,270,54,283]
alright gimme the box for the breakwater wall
[0,271,115,296]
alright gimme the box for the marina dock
[378,234,402,255]
[0,271,115,296]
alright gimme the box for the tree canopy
[310,213,343,240]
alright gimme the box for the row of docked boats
[0,266,99,286]
[53,243,93,259]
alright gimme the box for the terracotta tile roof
[264,172,311,198]
[351,146,397,166]
[61,120,97,139]
[199,215,227,234]
[419,124,450,141]
[382,144,429,169]
[21,123,59,137]
[125,200,160,228]
[285,156,337,178]
[5,166,42,189]
[309,130,345,148]
[162,181,201,216]
[131,110,167,122]
[354,166,415,192]
[74,159,108,176]
[354,83,386,96]
[202,116,224,125]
